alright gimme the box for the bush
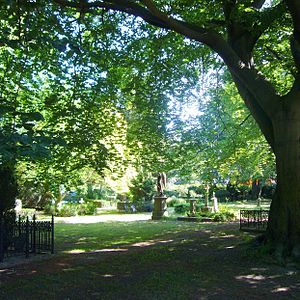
[215,189,230,202]
[134,201,153,212]
[86,184,115,201]
[195,209,236,222]
[57,204,78,217]
[17,208,36,220]
[45,202,98,217]
[129,173,155,212]
[77,202,97,215]
[44,202,56,215]
[174,203,190,214]
[164,190,180,198]
[188,185,205,195]
[212,210,235,222]
[167,197,185,207]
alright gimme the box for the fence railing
[0,214,54,262]
[240,209,269,232]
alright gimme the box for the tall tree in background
[49,0,300,258]
[167,72,275,184]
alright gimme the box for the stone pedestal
[152,196,168,220]
[188,199,196,217]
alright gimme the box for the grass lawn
[1,212,300,299]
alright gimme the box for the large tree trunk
[267,105,300,258]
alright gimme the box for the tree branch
[231,73,276,150]
[53,0,171,29]
[285,0,300,72]
[52,0,281,142]
[222,0,236,21]
[251,0,266,9]
[252,1,286,45]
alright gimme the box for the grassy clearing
[220,200,271,211]
[54,220,212,253]
[1,218,300,300]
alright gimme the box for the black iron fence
[0,214,54,262]
[240,209,269,232]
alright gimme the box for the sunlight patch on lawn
[65,248,128,254]
[271,287,290,293]
[0,269,8,273]
[94,248,128,253]
[67,249,86,254]
[131,239,174,247]
[210,234,236,239]
[101,274,115,278]
[235,274,266,284]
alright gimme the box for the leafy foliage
[128,172,155,211]
[0,165,18,212]
[166,70,275,183]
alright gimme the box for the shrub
[54,202,98,217]
[129,173,155,212]
[86,184,115,200]
[91,200,113,208]
[167,197,185,207]
[195,210,213,218]
[212,210,235,222]
[44,202,56,215]
[164,190,180,198]
[194,208,236,222]
[77,202,97,215]
[57,204,78,217]
[188,185,205,195]
[18,208,36,220]
[2,211,17,250]
[215,189,230,202]
[134,201,153,212]
[174,203,190,214]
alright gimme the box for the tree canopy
[2,0,300,258]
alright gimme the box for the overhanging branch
[252,1,286,44]
[52,0,281,145]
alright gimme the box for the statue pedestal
[187,199,196,217]
[152,196,168,220]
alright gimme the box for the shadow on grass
[0,221,300,299]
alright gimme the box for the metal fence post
[32,214,36,253]
[18,215,21,236]
[51,214,54,254]
[25,216,29,258]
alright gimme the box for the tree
[48,0,300,258]
[166,70,275,184]
[0,1,159,202]
[0,165,17,213]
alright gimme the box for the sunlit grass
[1,217,299,300]
[219,200,271,211]
[54,220,213,253]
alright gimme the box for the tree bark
[267,100,300,258]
